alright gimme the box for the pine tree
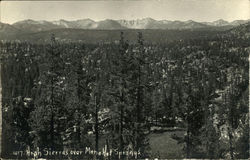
[131,32,149,158]
[107,32,129,155]
[29,35,66,151]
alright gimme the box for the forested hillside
[0,28,226,44]
[0,24,249,159]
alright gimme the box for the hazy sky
[1,0,250,24]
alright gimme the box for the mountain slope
[13,19,64,32]
[228,22,250,38]
[211,19,230,26]
[118,18,164,29]
[0,22,22,39]
[231,20,250,26]
[0,22,19,33]
[74,19,98,29]
[96,19,126,30]
[51,19,98,29]
[52,19,126,30]
[117,18,209,29]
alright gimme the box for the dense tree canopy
[0,26,249,159]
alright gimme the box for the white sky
[1,0,250,24]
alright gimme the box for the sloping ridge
[96,19,127,30]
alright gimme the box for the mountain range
[0,18,249,43]
[1,18,249,33]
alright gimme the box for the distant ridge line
[3,18,249,31]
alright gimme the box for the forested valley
[0,24,249,159]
